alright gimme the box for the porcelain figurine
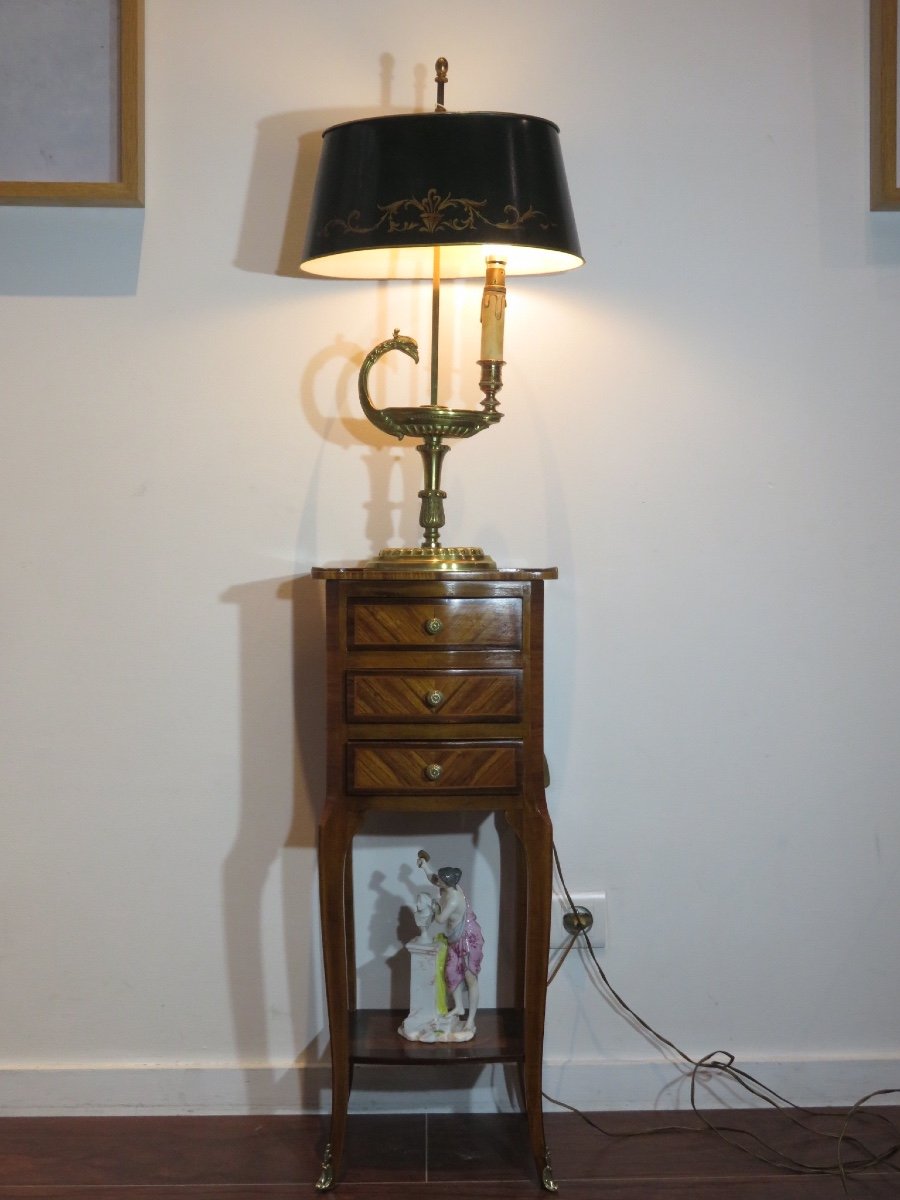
[398,850,484,1042]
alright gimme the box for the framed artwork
[0,0,143,206]
[871,0,900,209]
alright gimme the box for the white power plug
[549,890,608,950]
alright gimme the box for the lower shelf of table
[349,1008,524,1065]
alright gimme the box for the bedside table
[311,566,558,1191]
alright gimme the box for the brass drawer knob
[425,690,444,709]
[424,617,443,635]
[425,762,443,781]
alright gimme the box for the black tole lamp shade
[300,111,583,280]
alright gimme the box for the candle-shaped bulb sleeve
[480,257,507,362]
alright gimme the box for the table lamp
[301,59,582,569]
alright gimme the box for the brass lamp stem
[430,245,440,407]
[416,437,449,550]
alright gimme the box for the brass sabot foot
[541,1148,559,1193]
[314,1143,334,1191]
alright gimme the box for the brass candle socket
[477,359,505,415]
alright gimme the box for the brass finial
[435,57,448,111]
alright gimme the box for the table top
[311,566,558,582]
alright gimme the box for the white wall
[2,0,899,1115]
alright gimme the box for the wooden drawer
[347,597,522,650]
[347,741,522,794]
[346,670,522,723]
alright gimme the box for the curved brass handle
[425,762,443,782]
[424,617,443,635]
[358,330,419,440]
[425,690,444,709]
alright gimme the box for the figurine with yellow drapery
[398,850,484,1043]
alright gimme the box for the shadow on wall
[220,574,326,1110]
[296,333,425,558]
[0,206,144,296]
[234,54,434,280]
[235,78,443,557]
[234,109,349,280]
[216,576,524,1111]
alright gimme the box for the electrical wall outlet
[549,890,607,950]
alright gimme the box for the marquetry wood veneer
[310,566,558,1192]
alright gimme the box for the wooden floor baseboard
[0,1109,897,1197]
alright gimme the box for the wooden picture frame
[871,0,900,209]
[0,0,143,207]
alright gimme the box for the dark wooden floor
[0,1109,898,1197]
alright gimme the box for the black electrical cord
[544,842,900,1191]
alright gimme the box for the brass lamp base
[365,545,496,571]
[357,331,504,575]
